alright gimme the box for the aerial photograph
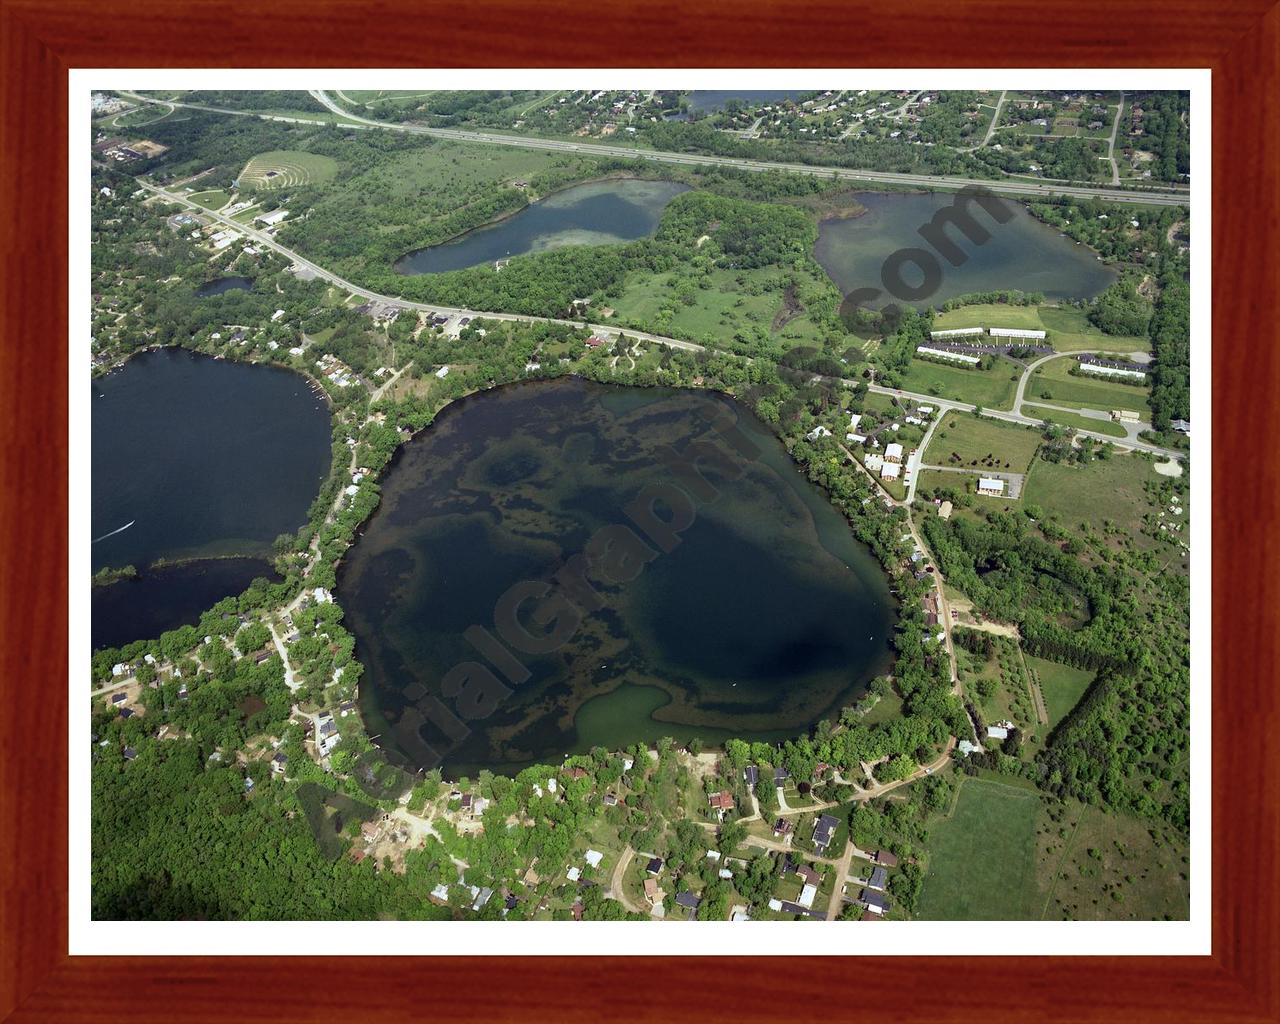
[88,85,1192,924]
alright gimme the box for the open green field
[1028,355,1151,414]
[900,358,1018,410]
[237,150,339,190]
[925,413,1042,473]
[187,189,229,209]
[1027,655,1094,728]
[608,266,829,354]
[1021,453,1162,537]
[1036,800,1190,921]
[1023,404,1128,437]
[916,778,1041,919]
[932,304,1149,354]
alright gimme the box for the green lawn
[899,359,1018,410]
[238,150,339,190]
[932,304,1149,354]
[925,413,1043,473]
[187,189,230,209]
[1020,453,1162,537]
[1029,355,1151,414]
[1027,655,1094,728]
[916,778,1042,920]
[1022,404,1128,437]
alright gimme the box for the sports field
[237,150,339,190]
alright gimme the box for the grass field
[899,358,1018,410]
[916,778,1042,920]
[187,189,229,209]
[1021,453,1161,537]
[237,150,339,190]
[1028,355,1151,413]
[608,265,829,354]
[932,304,1149,354]
[1022,404,1128,437]
[925,413,1042,473]
[1027,655,1094,728]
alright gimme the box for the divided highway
[116,90,1189,209]
[135,178,1185,463]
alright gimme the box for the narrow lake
[686,90,811,112]
[91,348,331,649]
[394,179,689,275]
[814,191,1118,308]
[338,378,895,777]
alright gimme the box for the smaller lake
[686,90,811,112]
[92,557,280,651]
[195,275,254,297]
[394,179,689,275]
[814,191,1118,309]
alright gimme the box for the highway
[116,90,1190,209]
[135,179,1185,462]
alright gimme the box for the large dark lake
[394,179,689,275]
[686,90,810,112]
[91,348,331,649]
[815,191,1118,308]
[339,378,895,777]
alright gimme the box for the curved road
[115,90,1189,208]
[133,178,1185,464]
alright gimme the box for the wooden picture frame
[2,1,1275,1019]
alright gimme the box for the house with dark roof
[812,813,840,851]
[122,746,137,761]
[110,692,127,705]
[774,766,790,784]
[868,866,888,890]
[743,765,759,787]
[795,864,820,887]
[772,818,794,837]
[646,857,663,875]
[860,888,888,915]
[674,891,701,917]
[874,849,899,867]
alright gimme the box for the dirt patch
[772,283,805,331]
[1154,458,1184,478]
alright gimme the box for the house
[643,878,664,905]
[435,365,450,378]
[360,821,380,841]
[270,752,287,775]
[584,336,607,349]
[873,850,899,867]
[571,901,584,921]
[111,692,127,705]
[864,453,885,473]
[472,887,493,911]
[255,208,289,226]
[798,883,818,909]
[584,849,604,869]
[917,345,980,365]
[957,739,981,755]
[674,891,701,916]
[602,792,618,806]
[430,883,451,903]
[122,746,137,761]
[473,797,489,816]
[119,707,135,719]
[708,790,735,812]
[460,793,473,811]
[977,477,1006,497]
[868,866,889,890]
[805,425,832,441]
[743,765,759,787]
[774,766,790,785]
[848,412,863,432]
[987,725,1010,740]
[270,309,286,322]
[812,814,840,851]
[988,327,1046,339]
[884,442,904,463]
[880,462,901,480]
[938,500,953,520]
[564,766,588,781]
[566,866,582,882]
[861,889,888,914]
[1111,409,1141,423]
[706,849,722,863]
[1171,418,1191,435]
[646,857,664,875]
[846,432,867,444]
[773,818,794,837]
[795,864,820,887]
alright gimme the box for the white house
[798,883,818,909]
[846,432,867,444]
[806,425,833,441]
[884,442,904,463]
[864,453,885,473]
[929,327,984,339]
[270,309,286,322]
[1079,363,1146,381]
[848,412,863,432]
[977,478,1006,497]
[255,208,289,226]
[880,462,901,480]
[435,365,450,379]
[916,345,980,365]
[584,849,604,869]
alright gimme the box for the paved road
[1012,349,1151,442]
[1105,95,1125,186]
[138,176,1187,467]
[115,90,1189,208]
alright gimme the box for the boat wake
[93,520,135,543]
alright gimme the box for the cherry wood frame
[2,1,1276,1020]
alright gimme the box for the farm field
[237,150,339,190]
[899,358,1018,410]
[1021,453,1164,539]
[925,413,1043,473]
[1027,655,1094,728]
[932,303,1149,354]
[1022,404,1128,438]
[916,778,1041,920]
